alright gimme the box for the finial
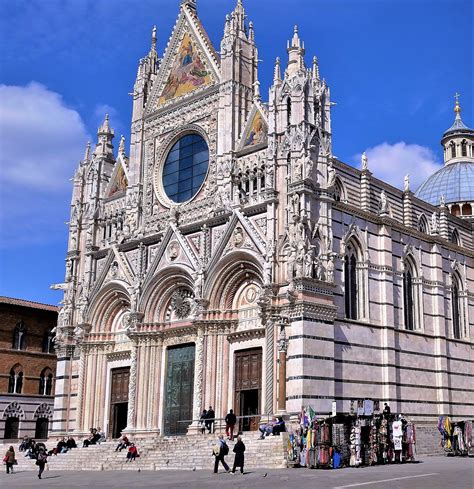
[83,141,91,162]
[440,194,446,207]
[253,80,261,102]
[361,151,368,170]
[248,20,254,41]
[151,25,157,51]
[291,24,301,48]
[312,56,320,79]
[274,56,281,83]
[98,113,112,135]
[454,92,461,118]
[119,135,126,155]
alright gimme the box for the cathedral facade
[52,0,473,439]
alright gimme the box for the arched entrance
[4,417,19,439]
[109,367,130,439]
[35,417,49,439]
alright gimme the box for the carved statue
[327,161,336,188]
[404,174,410,192]
[233,227,244,246]
[431,212,439,233]
[326,254,335,283]
[379,190,388,213]
[290,193,300,218]
[361,152,368,171]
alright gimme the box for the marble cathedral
[52,0,473,438]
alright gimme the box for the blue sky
[0,0,472,305]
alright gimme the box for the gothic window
[8,366,23,394]
[333,178,345,202]
[418,214,429,234]
[314,100,319,124]
[162,133,209,203]
[403,264,415,331]
[287,97,292,126]
[344,246,358,320]
[39,368,54,396]
[452,275,461,339]
[450,143,456,159]
[42,329,55,353]
[450,228,460,245]
[461,140,467,157]
[12,321,26,350]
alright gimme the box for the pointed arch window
[42,329,55,353]
[450,143,456,159]
[418,214,429,234]
[8,366,23,394]
[450,228,460,245]
[39,368,54,396]
[12,321,27,350]
[452,276,461,339]
[344,246,358,320]
[403,266,415,331]
[461,140,467,157]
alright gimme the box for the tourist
[19,436,31,452]
[126,443,138,462]
[225,409,237,440]
[83,428,101,447]
[36,446,48,479]
[231,435,245,475]
[66,436,77,450]
[206,406,215,434]
[383,403,391,418]
[25,440,36,459]
[212,434,230,473]
[97,427,106,443]
[199,409,208,434]
[4,445,16,474]
[115,434,130,452]
[272,416,286,436]
[259,417,277,439]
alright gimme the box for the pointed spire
[98,114,113,136]
[118,135,126,156]
[274,57,282,84]
[83,141,91,162]
[454,92,461,120]
[181,0,197,11]
[232,0,245,32]
[291,25,301,48]
[248,20,254,42]
[224,14,231,36]
[286,25,305,76]
[151,25,157,52]
[312,56,320,80]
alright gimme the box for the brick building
[0,296,58,441]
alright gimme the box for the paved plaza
[1,456,472,489]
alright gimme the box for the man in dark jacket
[225,409,237,440]
[231,435,245,475]
[206,406,215,434]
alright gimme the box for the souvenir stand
[287,403,417,470]
[438,416,473,456]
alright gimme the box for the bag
[212,445,220,456]
[222,443,229,456]
[2,456,8,463]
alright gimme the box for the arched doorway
[4,417,19,439]
[35,417,49,439]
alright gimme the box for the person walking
[231,435,246,475]
[199,409,207,434]
[4,446,16,474]
[212,434,230,474]
[36,447,48,479]
[225,409,237,440]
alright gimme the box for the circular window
[162,133,209,203]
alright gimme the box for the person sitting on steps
[115,435,130,452]
[126,443,138,462]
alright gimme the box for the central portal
[109,367,130,439]
[164,343,195,436]
[234,347,262,431]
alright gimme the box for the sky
[0,0,472,305]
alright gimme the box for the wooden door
[164,344,195,436]
[109,367,130,438]
[234,348,262,431]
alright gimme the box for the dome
[415,161,474,206]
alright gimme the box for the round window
[162,133,209,203]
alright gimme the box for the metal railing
[169,413,273,437]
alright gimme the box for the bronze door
[234,348,262,431]
[109,367,130,438]
[164,344,195,436]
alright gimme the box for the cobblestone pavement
[0,456,472,489]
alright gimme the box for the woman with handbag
[4,446,16,474]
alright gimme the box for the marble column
[189,327,204,434]
[126,342,138,430]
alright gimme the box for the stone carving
[126,344,137,429]
[233,226,244,247]
[170,288,193,319]
[326,254,335,283]
[379,190,388,214]
[110,261,119,278]
[361,152,368,170]
[327,161,336,188]
[431,212,439,234]
[167,241,180,261]
[404,174,410,192]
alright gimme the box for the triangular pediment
[237,103,268,153]
[208,210,266,271]
[146,6,220,113]
[104,158,129,198]
[141,224,201,292]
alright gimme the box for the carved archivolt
[3,401,25,419]
[34,403,53,420]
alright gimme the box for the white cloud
[0,82,89,189]
[0,82,90,247]
[356,142,442,191]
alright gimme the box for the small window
[8,368,23,394]
[344,247,358,320]
[39,368,54,396]
[287,97,292,126]
[461,204,471,216]
[461,140,467,157]
[451,143,456,159]
[403,268,415,331]
[12,322,27,350]
[418,214,429,234]
[450,228,460,245]
[43,329,55,353]
[452,279,461,339]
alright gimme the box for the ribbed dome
[415,161,474,206]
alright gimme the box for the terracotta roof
[0,296,59,312]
